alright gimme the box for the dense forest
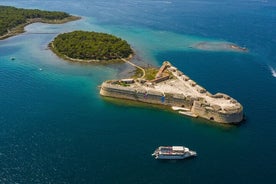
[51,31,133,61]
[0,5,73,36]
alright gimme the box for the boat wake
[269,66,276,78]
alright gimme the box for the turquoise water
[0,0,276,183]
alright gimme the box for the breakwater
[100,61,243,123]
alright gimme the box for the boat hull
[155,154,194,160]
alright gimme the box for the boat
[152,146,197,159]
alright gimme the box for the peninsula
[0,5,80,40]
[49,31,133,63]
[100,61,244,124]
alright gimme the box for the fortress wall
[100,83,243,123]
[101,85,138,101]
[191,101,243,123]
[100,84,192,107]
[163,93,193,108]
[101,84,164,105]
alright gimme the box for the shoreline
[0,16,81,40]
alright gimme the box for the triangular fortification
[100,61,243,124]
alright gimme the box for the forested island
[49,31,133,63]
[0,5,80,39]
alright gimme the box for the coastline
[0,16,81,40]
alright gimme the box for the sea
[0,0,275,183]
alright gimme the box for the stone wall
[100,82,244,123]
[191,101,243,123]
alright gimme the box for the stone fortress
[100,61,244,124]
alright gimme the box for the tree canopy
[51,31,133,61]
[0,5,73,36]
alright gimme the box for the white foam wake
[269,66,276,78]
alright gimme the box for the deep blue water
[0,0,276,183]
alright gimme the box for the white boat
[152,146,197,159]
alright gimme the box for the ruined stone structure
[100,61,244,124]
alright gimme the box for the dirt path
[121,58,146,79]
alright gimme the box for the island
[0,5,80,40]
[100,61,244,124]
[49,31,133,63]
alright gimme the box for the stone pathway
[121,58,146,79]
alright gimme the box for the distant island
[0,5,80,40]
[49,31,133,63]
[192,42,248,52]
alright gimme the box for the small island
[0,5,80,40]
[193,42,248,52]
[49,31,133,63]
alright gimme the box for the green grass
[132,67,159,80]
[144,68,159,80]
